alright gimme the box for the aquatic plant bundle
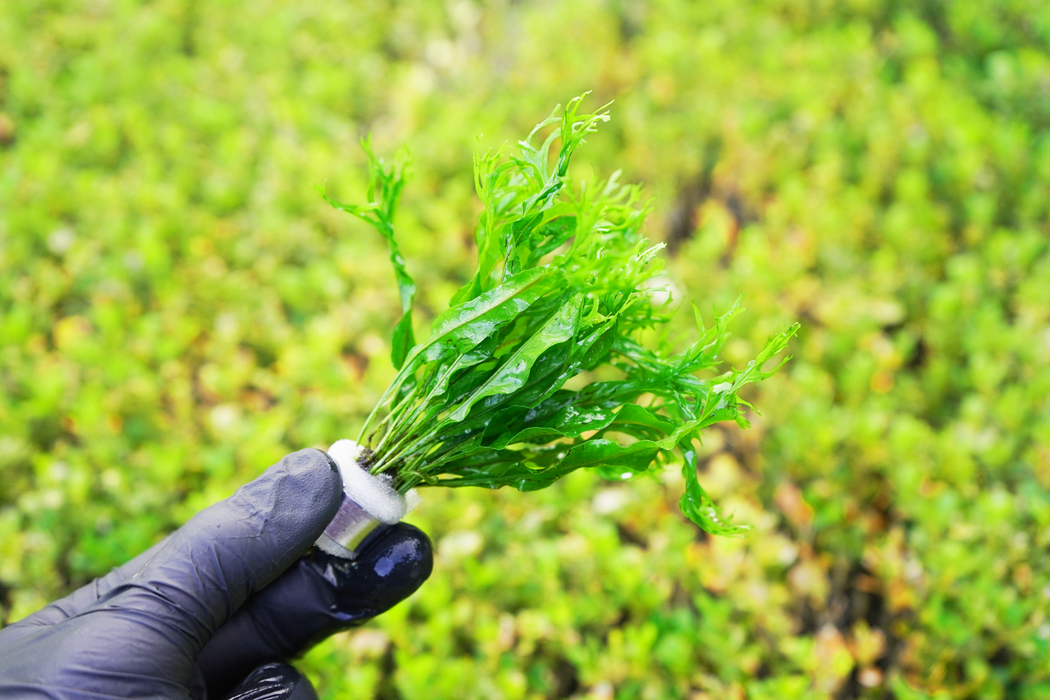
[323,97,798,536]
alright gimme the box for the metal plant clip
[315,439,420,560]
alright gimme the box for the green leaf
[449,294,583,421]
[323,140,416,369]
[553,437,667,473]
[438,437,666,492]
[611,403,676,435]
[678,437,750,537]
[487,403,618,449]
[390,313,415,373]
[415,267,556,365]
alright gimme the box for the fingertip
[359,522,434,588]
[223,662,317,700]
[307,522,433,618]
[276,449,344,519]
[221,448,343,559]
[231,448,344,562]
[312,448,341,476]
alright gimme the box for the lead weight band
[314,439,419,560]
[315,492,392,559]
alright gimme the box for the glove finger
[197,523,432,699]
[80,449,342,659]
[222,663,318,700]
[0,534,172,639]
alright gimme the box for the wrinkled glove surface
[0,449,433,699]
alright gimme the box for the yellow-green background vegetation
[2,0,1050,697]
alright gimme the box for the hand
[0,449,433,699]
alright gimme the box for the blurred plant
[4,0,1050,696]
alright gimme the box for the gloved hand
[0,449,433,699]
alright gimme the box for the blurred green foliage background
[2,0,1050,697]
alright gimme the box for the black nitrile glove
[0,449,433,699]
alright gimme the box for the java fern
[322,95,798,536]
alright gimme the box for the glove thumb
[83,449,343,672]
